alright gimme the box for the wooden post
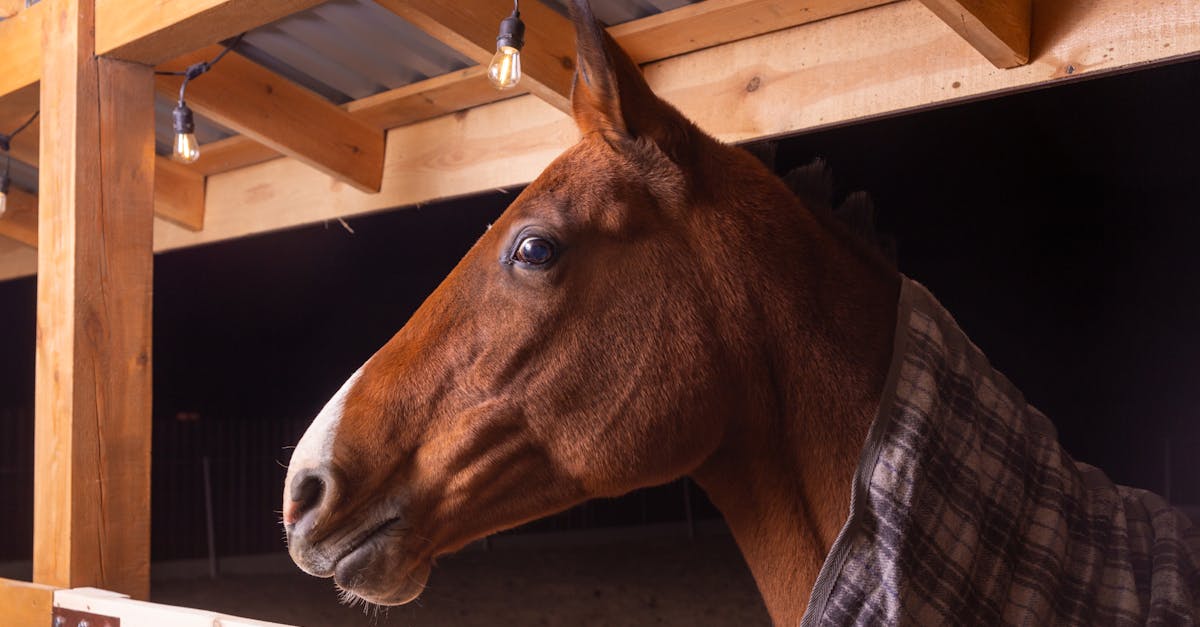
[34,0,155,600]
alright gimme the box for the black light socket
[496,11,525,50]
[172,102,195,135]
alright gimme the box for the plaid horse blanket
[802,278,1200,625]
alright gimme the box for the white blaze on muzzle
[285,368,362,505]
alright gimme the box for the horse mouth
[332,517,431,605]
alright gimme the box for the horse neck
[689,169,900,625]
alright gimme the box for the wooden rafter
[144,0,1200,255]
[0,186,37,248]
[177,0,898,178]
[157,46,385,192]
[0,0,41,102]
[94,0,327,65]
[0,109,205,240]
[918,0,1031,67]
[373,0,575,113]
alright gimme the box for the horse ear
[566,0,694,159]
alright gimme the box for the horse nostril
[287,467,329,529]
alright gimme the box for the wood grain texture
[373,0,574,113]
[188,135,282,177]
[918,0,1031,67]
[34,0,154,601]
[154,157,206,230]
[157,46,385,192]
[94,0,325,65]
[0,186,38,247]
[0,0,24,19]
[611,0,896,63]
[0,1,42,101]
[153,0,1200,252]
[0,578,56,627]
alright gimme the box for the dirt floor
[151,533,771,626]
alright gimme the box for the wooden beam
[183,0,894,177]
[149,0,1200,251]
[35,0,155,601]
[94,0,326,66]
[611,0,896,64]
[0,1,41,101]
[189,135,282,177]
[0,578,56,627]
[918,0,1031,67]
[154,158,207,230]
[0,162,203,247]
[157,46,385,192]
[0,186,38,248]
[0,0,24,19]
[373,0,574,113]
[347,65,513,130]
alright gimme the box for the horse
[283,1,1200,624]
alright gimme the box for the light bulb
[173,132,201,164]
[171,101,200,164]
[488,45,522,90]
[489,10,525,91]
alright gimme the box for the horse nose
[284,466,332,533]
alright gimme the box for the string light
[488,0,525,90]
[0,111,38,219]
[157,34,245,164]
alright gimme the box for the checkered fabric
[802,278,1200,626]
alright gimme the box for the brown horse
[284,2,1198,624]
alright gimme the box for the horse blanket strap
[802,277,1200,626]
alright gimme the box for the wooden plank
[94,0,326,65]
[0,1,42,101]
[0,111,206,232]
[35,0,155,601]
[157,46,385,192]
[0,186,38,247]
[346,65,518,130]
[185,0,893,176]
[0,0,24,19]
[0,578,56,627]
[610,0,896,64]
[189,135,281,177]
[151,0,1200,252]
[54,587,294,627]
[918,0,1031,67]
[373,0,574,113]
[0,237,36,280]
[154,158,207,230]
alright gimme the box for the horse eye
[514,236,555,266]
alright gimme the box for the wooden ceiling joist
[373,0,575,113]
[0,110,206,237]
[157,46,385,193]
[917,0,1032,67]
[0,0,41,102]
[177,0,901,179]
[0,186,38,248]
[610,0,897,64]
[149,0,1200,256]
[94,0,328,66]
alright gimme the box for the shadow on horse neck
[282,1,900,624]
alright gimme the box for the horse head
[284,0,898,618]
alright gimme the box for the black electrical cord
[155,32,247,105]
[0,110,38,153]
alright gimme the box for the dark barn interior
[1,52,1198,622]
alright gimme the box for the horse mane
[744,142,897,265]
